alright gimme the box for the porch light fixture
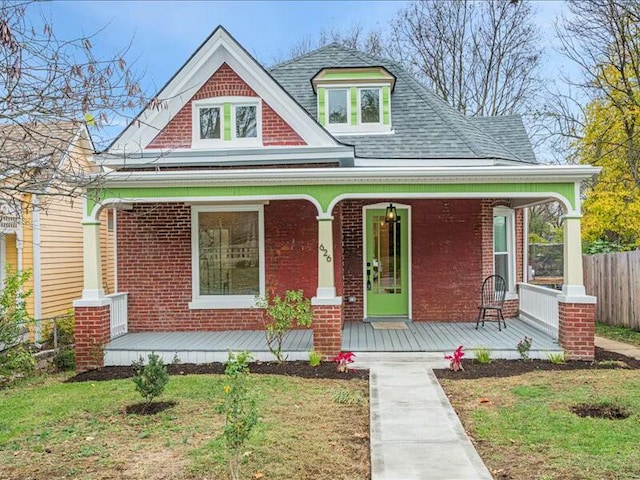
[385,203,398,223]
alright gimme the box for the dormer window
[313,67,394,135]
[192,97,261,148]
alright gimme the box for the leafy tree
[0,266,33,378]
[0,1,144,212]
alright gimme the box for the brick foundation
[74,305,111,372]
[558,301,596,360]
[312,304,343,358]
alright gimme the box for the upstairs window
[328,89,348,124]
[360,88,381,124]
[192,97,261,148]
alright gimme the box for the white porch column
[313,215,340,303]
[81,221,105,300]
[562,215,586,297]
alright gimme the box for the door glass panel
[371,215,402,294]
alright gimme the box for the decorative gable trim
[109,26,341,155]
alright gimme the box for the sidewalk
[353,353,493,480]
[595,335,640,360]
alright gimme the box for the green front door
[365,208,409,318]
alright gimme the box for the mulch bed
[68,360,368,383]
[434,347,640,380]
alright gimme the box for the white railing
[107,292,128,339]
[0,213,19,231]
[518,283,561,339]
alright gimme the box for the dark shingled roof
[270,44,537,164]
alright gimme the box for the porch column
[74,220,111,372]
[558,214,596,360]
[312,214,343,359]
[81,221,105,300]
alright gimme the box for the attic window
[313,67,394,135]
[192,97,261,148]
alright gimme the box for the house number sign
[319,243,332,262]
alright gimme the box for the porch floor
[343,318,561,359]
[104,318,560,366]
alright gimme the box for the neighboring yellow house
[0,122,114,332]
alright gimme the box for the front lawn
[596,322,640,347]
[0,372,369,479]
[440,369,640,480]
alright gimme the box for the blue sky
[38,0,572,96]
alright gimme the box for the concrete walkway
[353,353,493,480]
[595,335,640,360]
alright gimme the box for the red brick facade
[146,63,306,149]
[116,200,318,331]
[340,199,523,322]
[75,305,110,371]
[558,301,596,360]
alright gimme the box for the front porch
[103,318,561,366]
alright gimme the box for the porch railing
[107,292,128,339]
[518,283,560,339]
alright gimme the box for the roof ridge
[269,43,344,70]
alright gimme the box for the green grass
[441,370,640,480]
[0,372,369,479]
[596,322,640,347]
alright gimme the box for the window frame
[190,204,265,309]
[325,88,350,126]
[357,87,382,125]
[493,206,516,293]
[192,97,262,148]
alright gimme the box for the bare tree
[553,0,640,185]
[272,23,388,65]
[0,1,144,212]
[390,0,542,116]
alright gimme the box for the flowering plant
[333,352,355,372]
[444,345,465,371]
[517,336,532,360]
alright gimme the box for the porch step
[364,317,411,323]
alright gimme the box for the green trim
[223,103,232,141]
[382,86,390,125]
[318,88,326,126]
[89,182,576,216]
[350,87,357,126]
[322,71,390,80]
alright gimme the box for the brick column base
[558,301,596,360]
[74,305,111,372]
[312,304,343,359]
[503,298,519,318]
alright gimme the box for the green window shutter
[318,88,326,126]
[350,87,358,125]
[382,86,390,125]
[224,103,232,141]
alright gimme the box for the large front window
[191,205,264,308]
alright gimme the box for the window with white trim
[192,97,261,148]
[190,205,264,309]
[327,88,349,125]
[359,88,381,124]
[493,207,516,292]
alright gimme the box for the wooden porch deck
[104,318,560,366]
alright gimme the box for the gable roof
[109,26,343,154]
[270,44,537,164]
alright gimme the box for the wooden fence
[583,250,640,329]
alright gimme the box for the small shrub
[53,348,75,371]
[444,345,465,371]
[0,267,32,377]
[333,351,355,372]
[216,351,258,480]
[517,336,533,360]
[308,350,322,367]
[332,387,366,405]
[132,353,169,406]
[474,347,492,364]
[257,290,313,364]
[42,314,74,348]
[547,352,566,364]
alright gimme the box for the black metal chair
[475,275,507,331]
